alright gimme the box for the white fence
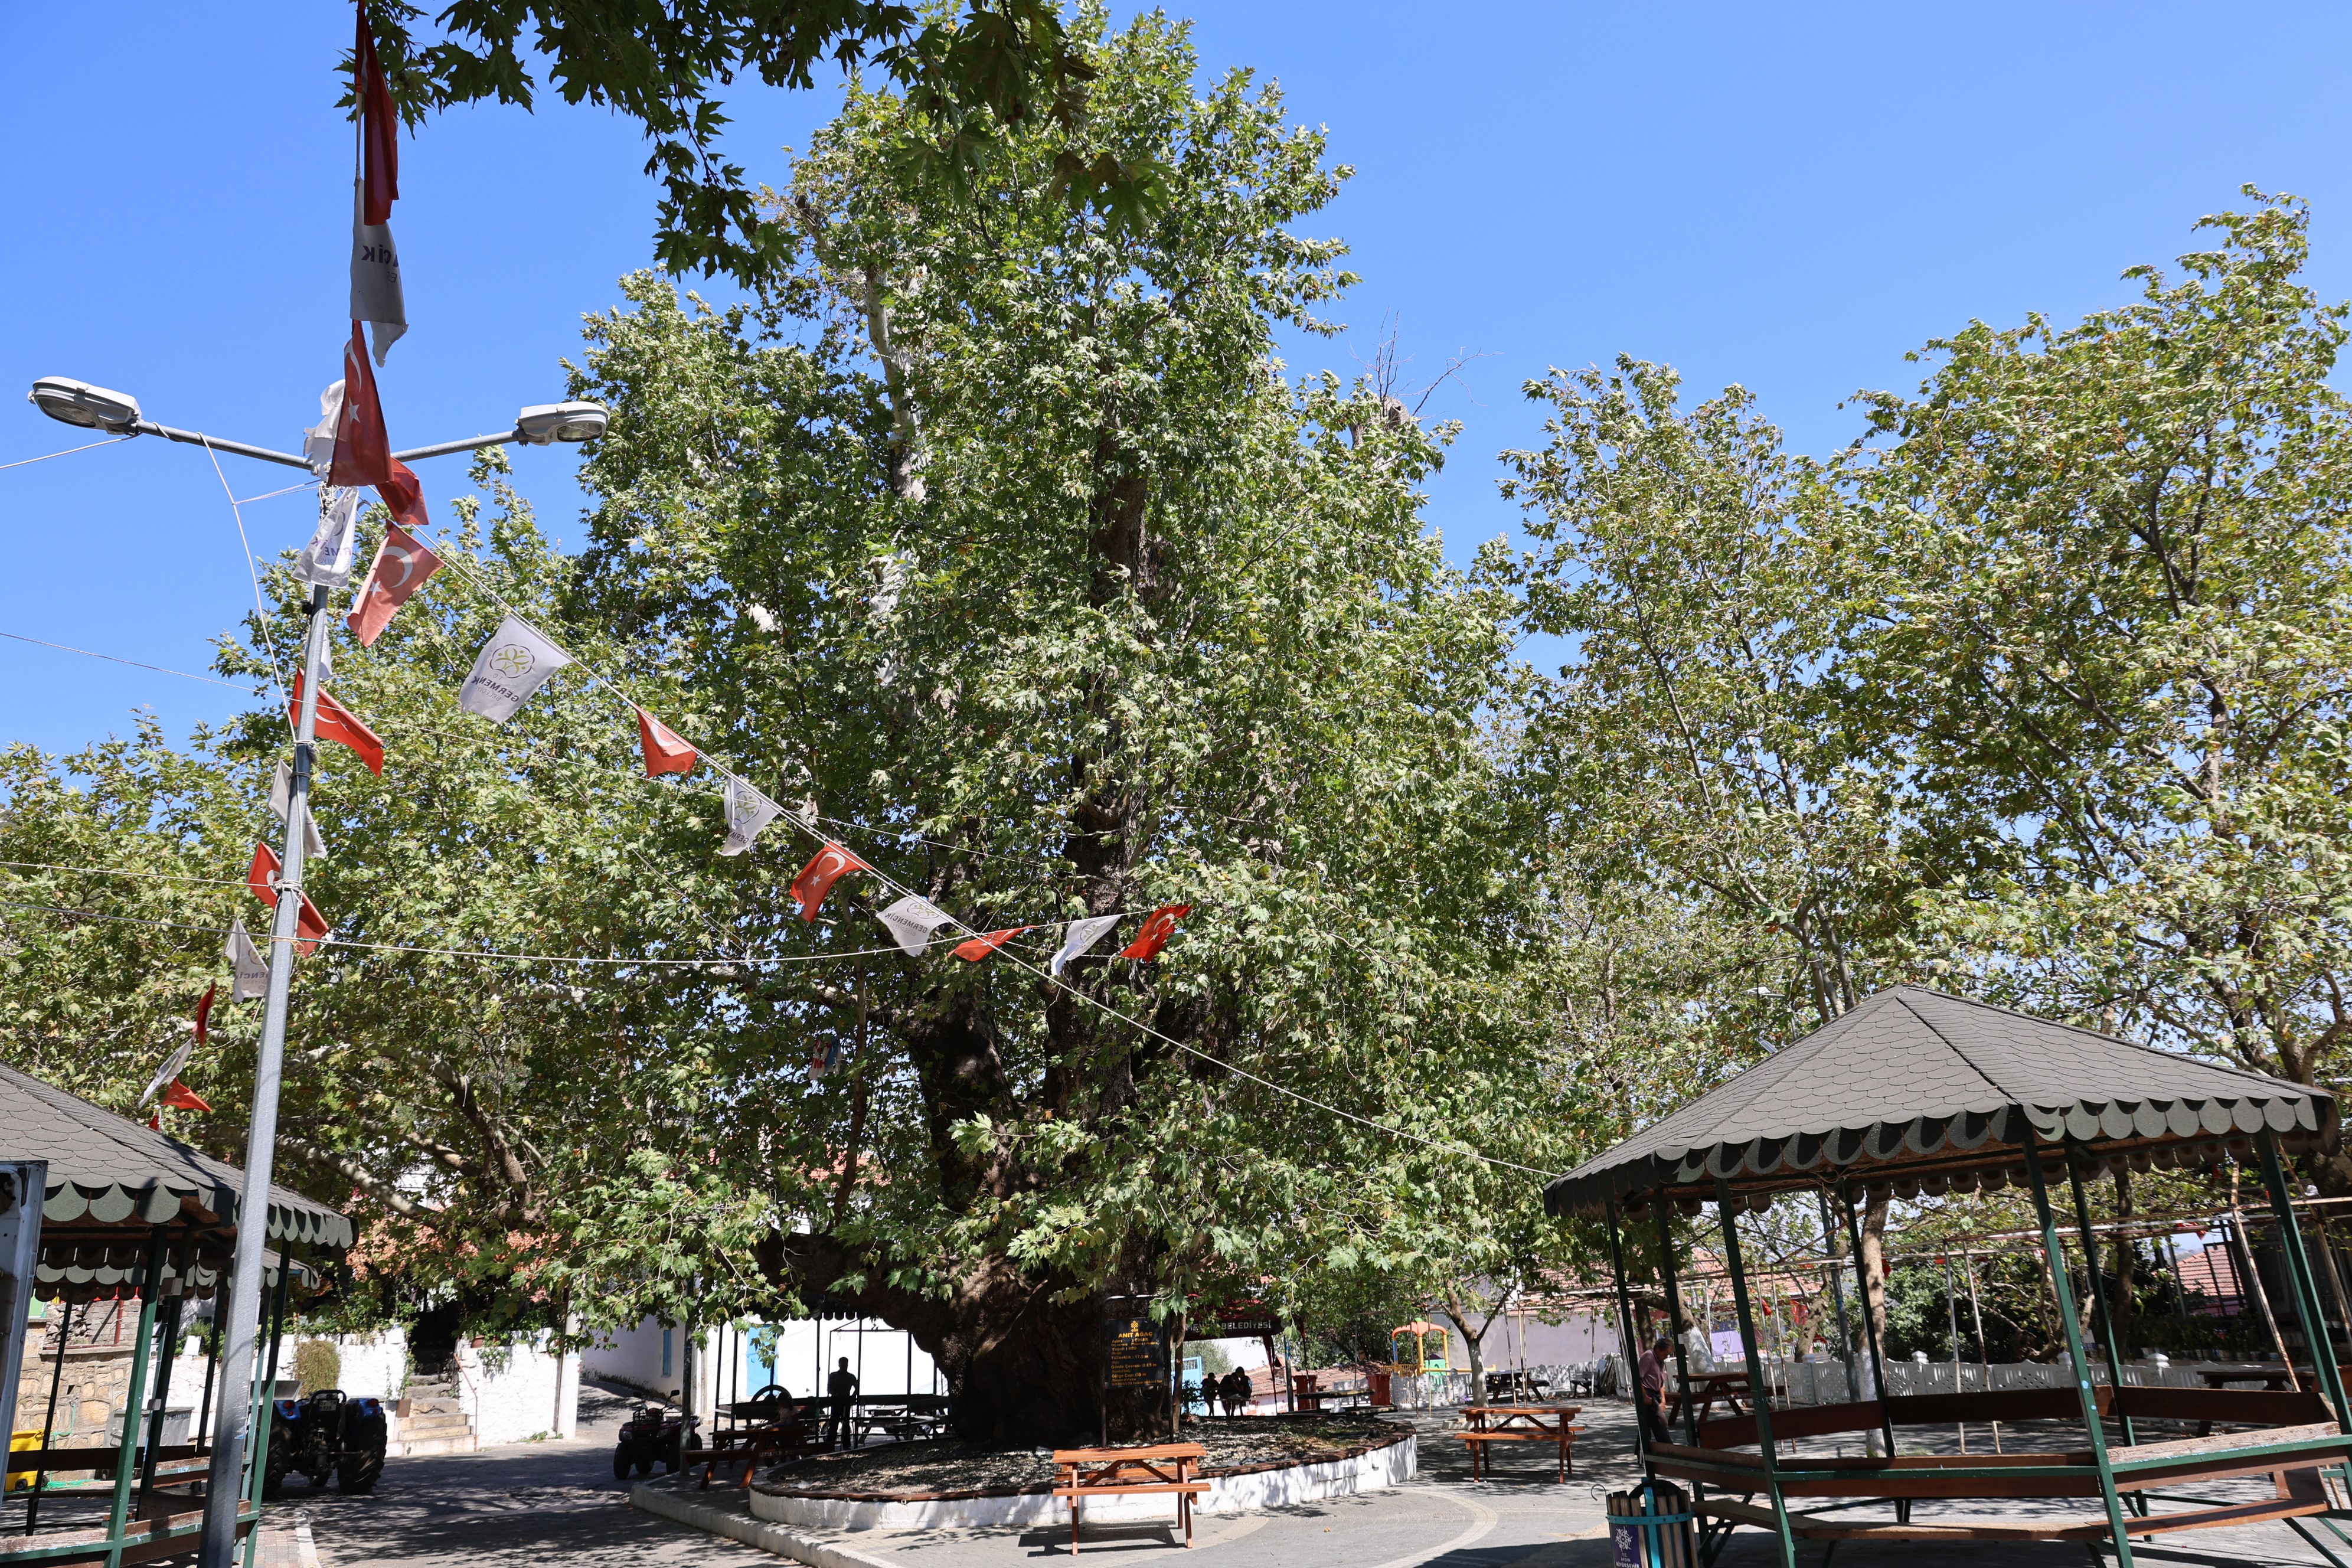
[1775,1357,2266,1404]
[1381,1361,1615,1410]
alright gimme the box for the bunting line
[0,632,255,691]
[0,435,135,472]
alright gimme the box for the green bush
[293,1340,342,1397]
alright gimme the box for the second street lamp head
[29,376,142,433]
[514,401,609,445]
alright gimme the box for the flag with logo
[227,918,269,999]
[876,894,952,956]
[1118,903,1191,962]
[349,3,405,364]
[268,762,328,860]
[789,842,870,920]
[296,488,361,588]
[717,777,781,857]
[459,615,571,721]
[1050,914,1121,976]
[954,926,1032,962]
[347,520,440,645]
[636,708,697,776]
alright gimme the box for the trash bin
[1607,1479,1695,1568]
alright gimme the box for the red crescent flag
[953,926,1033,962]
[330,324,393,488]
[194,982,216,1048]
[789,842,871,922]
[636,709,697,777]
[293,892,331,956]
[248,841,282,907]
[162,1080,213,1113]
[347,521,441,645]
[1117,903,1191,962]
[290,674,386,774]
[355,5,399,225]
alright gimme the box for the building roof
[1544,986,2334,1219]
[5,1060,353,1293]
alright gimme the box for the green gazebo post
[1715,1177,1796,1568]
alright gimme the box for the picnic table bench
[685,1393,827,1488]
[1050,1442,1208,1554]
[1671,1370,1751,1425]
[1456,1405,1584,1482]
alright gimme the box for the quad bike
[264,1389,388,1495]
[613,1394,698,1481]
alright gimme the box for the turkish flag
[347,521,440,645]
[1118,903,1191,962]
[355,5,399,225]
[789,842,870,922]
[329,324,392,488]
[636,709,697,776]
[290,674,386,774]
[249,841,282,906]
[953,926,1033,962]
[248,842,330,953]
[194,982,216,1048]
[161,1080,213,1113]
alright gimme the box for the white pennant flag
[1050,914,1122,976]
[267,763,328,860]
[226,919,269,1000]
[460,615,573,722]
[296,487,361,588]
[351,182,407,367]
[302,380,344,476]
[877,895,953,956]
[718,777,781,857]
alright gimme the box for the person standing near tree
[827,1356,859,1449]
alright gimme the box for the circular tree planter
[749,1426,1417,1531]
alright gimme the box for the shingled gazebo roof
[1543,985,2335,1219]
[4,1061,351,1298]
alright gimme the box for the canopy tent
[4,1060,350,1301]
[1544,985,2332,1219]
[1557,986,2352,1568]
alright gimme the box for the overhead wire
[0,632,254,691]
[0,435,135,472]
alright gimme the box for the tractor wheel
[262,1423,293,1500]
[613,1442,635,1481]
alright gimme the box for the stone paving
[93,1387,2352,1567]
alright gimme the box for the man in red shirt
[1636,1335,1675,1448]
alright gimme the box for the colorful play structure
[1549,985,2352,1565]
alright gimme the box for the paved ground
[208,1391,2352,1567]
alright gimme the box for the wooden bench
[1457,1405,1584,1482]
[1050,1442,1209,1554]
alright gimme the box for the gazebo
[1,1061,352,1565]
[1546,985,2351,1566]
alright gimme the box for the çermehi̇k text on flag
[348,521,441,645]
[789,842,871,920]
[459,615,573,721]
[636,708,697,776]
[290,673,386,774]
[1050,913,1121,975]
[228,918,269,999]
[350,1,406,364]
[876,894,952,956]
[1118,903,1192,961]
[718,777,782,856]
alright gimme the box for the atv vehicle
[264,1388,388,1495]
[613,1394,697,1480]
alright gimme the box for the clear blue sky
[6,2,2352,758]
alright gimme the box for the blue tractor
[264,1389,388,1495]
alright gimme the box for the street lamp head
[515,401,609,445]
[29,376,142,433]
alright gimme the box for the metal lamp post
[29,380,605,1567]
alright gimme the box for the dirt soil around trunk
[758,1412,1408,1499]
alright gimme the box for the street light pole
[197,580,329,1568]
[25,377,607,1568]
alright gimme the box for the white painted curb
[749,1431,1417,1531]
[630,1477,896,1568]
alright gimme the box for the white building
[583,1315,940,1416]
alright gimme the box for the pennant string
[201,435,296,741]
[0,632,254,691]
[0,435,136,472]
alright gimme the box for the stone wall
[453,1328,577,1445]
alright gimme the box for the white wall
[585,1317,942,1414]
[331,1327,406,1400]
[1438,1310,1616,1371]
[455,1327,577,1444]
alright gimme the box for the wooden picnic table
[1671,1370,1752,1425]
[1050,1442,1208,1554]
[2191,1361,2298,1391]
[1456,1405,1584,1482]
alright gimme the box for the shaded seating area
[0,1062,352,1566]
[1546,985,2352,1566]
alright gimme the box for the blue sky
[6,2,2352,758]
